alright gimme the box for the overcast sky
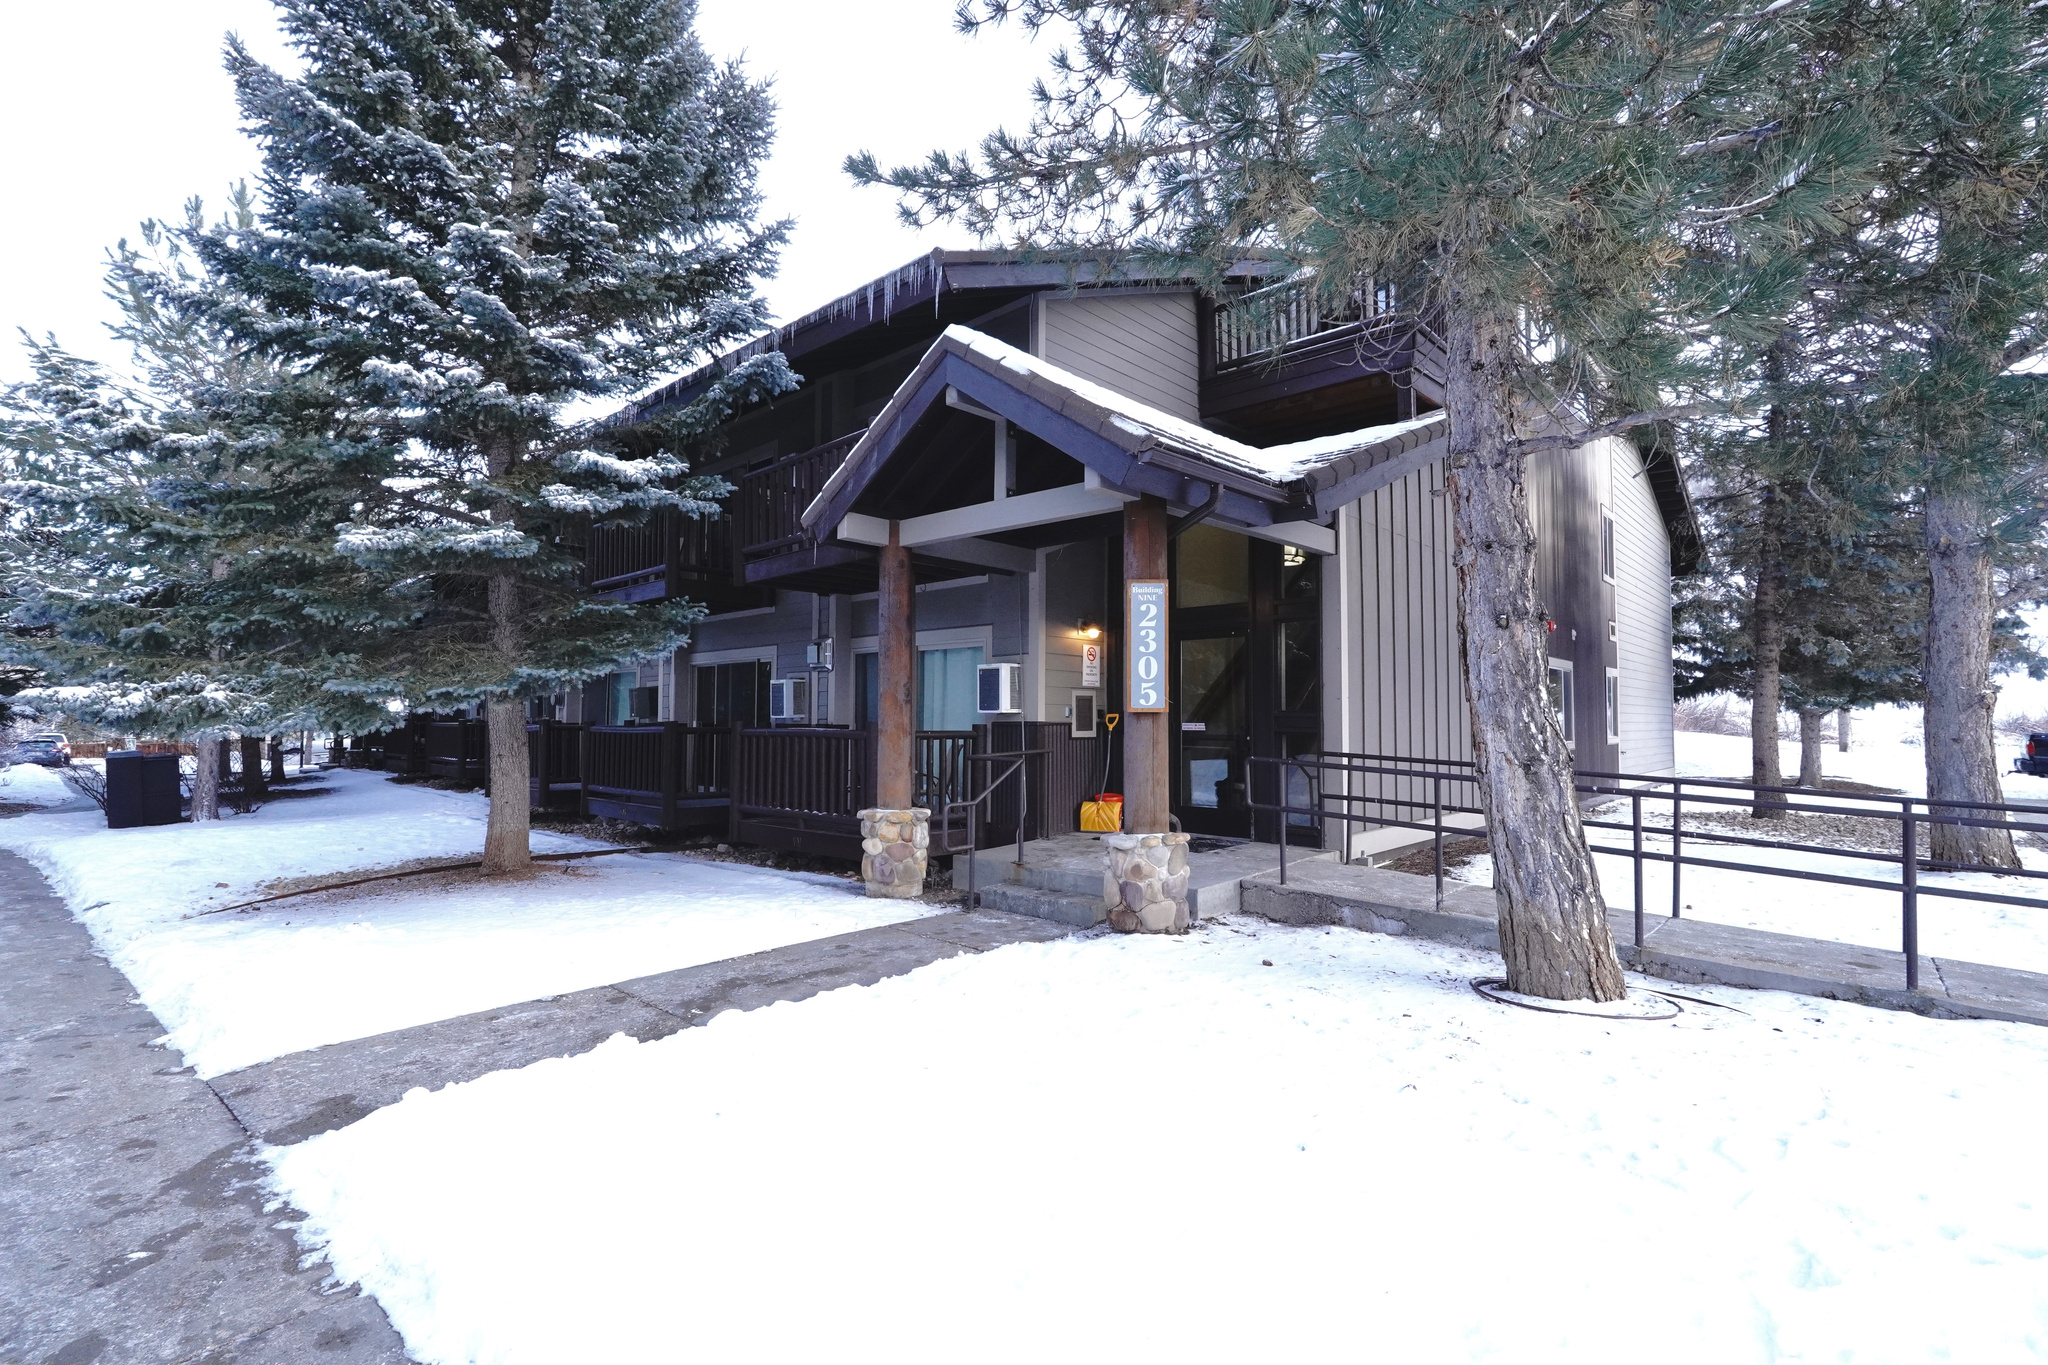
[0,0,1048,385]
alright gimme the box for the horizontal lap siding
[1611,440,1675,773]
[1038,293,1201,420]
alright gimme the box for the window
[694,660,770,729]
[855,647,987,731]
[1600,512,1616,582]
[1547,660,1575,744]
[1605,668,1621,743]
[1176,522,1250,607]
[919,646,985,731]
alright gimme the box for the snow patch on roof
[941,326,1445,484]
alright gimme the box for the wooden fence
[333,717,1108,863]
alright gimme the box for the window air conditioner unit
[768,676,809,724]
[977,662,1022,715]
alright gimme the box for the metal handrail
[941,748,1045,910]
[1247,751,2048,992]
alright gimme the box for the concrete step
[964,847,1103,897]
[973,881,1106,929]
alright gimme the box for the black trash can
[105,751,183,829]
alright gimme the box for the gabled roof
[616,250,1274,430]
[803,326,1450,535]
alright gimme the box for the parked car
[9,735,70,767]
[2015,733,2048,778]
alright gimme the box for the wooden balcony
[1202,274,1446,439]
[731,430,877,592]
[584,506,771,612]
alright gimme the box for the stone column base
[859,808,930,899]
[1102,832,1190,933]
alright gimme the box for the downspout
[1169,481,1222,539]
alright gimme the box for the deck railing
[915,731,977,814]
[582,723,732,829]
[585,507,737,592]
[425,719,486,783]
[733,726,871,818]
[734,430,865,560]
[1210,274,1411,371]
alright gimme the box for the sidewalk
[1242,857,2048,1026]
[211,908,1077,1147]
[0,850,410,1364]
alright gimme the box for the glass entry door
[1177,629,1251,832]
[1164,525,1321,842]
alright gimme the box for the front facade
[568,251,1696,856]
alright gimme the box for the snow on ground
[267,922,2048,1364]
[0,760,80,807]
[1462,726,2048,973]
[0,768,936,1076]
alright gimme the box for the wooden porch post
[1122,496,1170,830]
[862,520,930,898]
[876,520,915,808]
[1103,494,1189,934]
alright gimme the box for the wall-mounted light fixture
[1076,619,1102,640]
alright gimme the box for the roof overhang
[801,327,1453,552]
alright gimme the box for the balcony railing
[585,506,736,592]
[1211,273,1406,371]
[734,429,866,561]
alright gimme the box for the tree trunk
[190,737,221,822]
[1798,707,1824,788]
[241,735,267,800]
[1442,303,1624,1003]
[1924,487,2019,867]
[1837,708,1851,752]
[1749,487,1788,817]
[269,736,286,784]
[481,572,532,876]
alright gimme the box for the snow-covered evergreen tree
[1,214,401,818]
[176,0,796,869]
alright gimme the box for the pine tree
[855,0,1881,1000]
[1,214,400,819]
[1850,0,2048,867]
[174,0,797,870]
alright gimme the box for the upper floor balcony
[585,428,874,603]
[1201,273,1445,438]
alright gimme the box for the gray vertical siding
[1037,291,1202,420]
[1336,456,1473,830]
[1610,439,1676,773]
[1327,437,1673,842]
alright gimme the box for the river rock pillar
[863,520,927,898]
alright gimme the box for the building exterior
[569,250,1697,863]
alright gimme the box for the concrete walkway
[1243,858,2048,1026]
[212,908,1076,1147]
[0,850,410,1365]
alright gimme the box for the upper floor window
[1600,512,1616,582]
